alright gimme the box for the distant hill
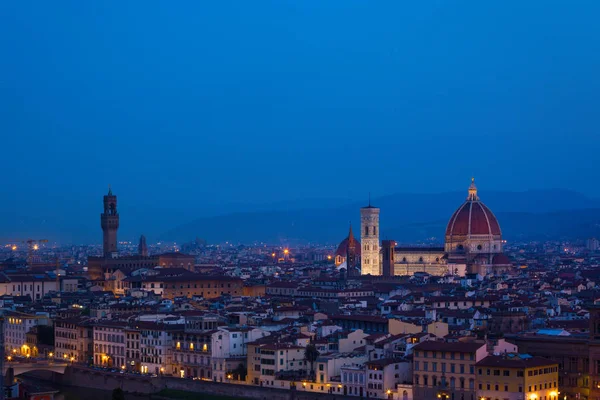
[161,189,600,244]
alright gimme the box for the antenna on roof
[368,192,371,207]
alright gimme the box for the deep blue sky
[2,1,600,242]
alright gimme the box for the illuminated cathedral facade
[334,179,512,277]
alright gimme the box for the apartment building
[93,321,127,368]
[54,318,92,363]
[4,312,49,355]
[412,341,488,400]
[211,327,269,382]
[475,354,559,400]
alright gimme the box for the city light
[11,245,17,251]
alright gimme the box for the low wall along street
[57,367,357,400]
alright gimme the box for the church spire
[467,177,479,201]
[108,184,113,196]
[348,222,354,244]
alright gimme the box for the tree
[112,388,125,400]
[304,344,319,379]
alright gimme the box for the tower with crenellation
[100,186,119,258]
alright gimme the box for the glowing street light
[283,249,289,255]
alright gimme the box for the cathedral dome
[335,235,361,258]
[445,178,501,238]
[334,225,360,267]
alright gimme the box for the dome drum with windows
[445,178,506,268]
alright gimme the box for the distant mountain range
[160,189,600,245]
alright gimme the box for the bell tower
[360,197,381,275]
[346,223,358,277]
[101,186,119,258]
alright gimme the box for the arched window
[477,244,482,250]
[403,391,408,400]
[373,226,377,235]
[365,226,369,236]
[419,257,424,262]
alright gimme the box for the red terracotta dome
[446,179,501,237]
[335,236,362,257]
[335,224,361,257]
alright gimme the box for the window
[503,370,510,377]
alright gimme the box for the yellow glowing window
[176,342,181,349]
[203,344,208,351]
[190,343,194,350]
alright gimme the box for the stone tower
[101,186,119,258]
[381,240,395,277]
[138,235,148,257]
[360,200,380,275]
[346,224,359,277]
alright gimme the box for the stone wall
[59,367,357,400]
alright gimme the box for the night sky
[2,1,600,242]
